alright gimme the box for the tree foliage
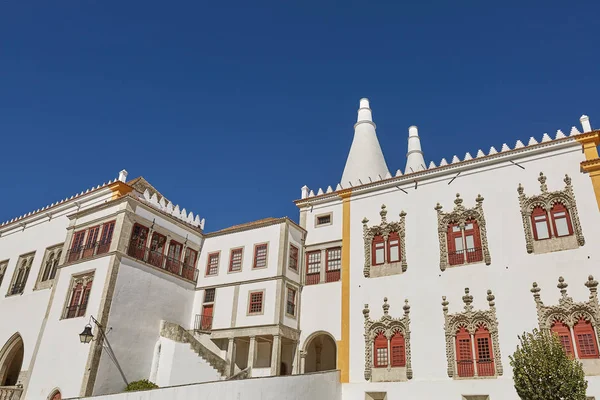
[125,379,159,392]
[509,328,587,400]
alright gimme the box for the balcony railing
[0,386,23,400]
[194,314,213,331]
[457,359,474,377]
[127,245,198,282]
[64,302,88,319]
[448,247,483,266]
[305,272,320,285]
[326,269,340,282]
[67,241,112,263]
[476,359,495,376]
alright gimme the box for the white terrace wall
[64,370,341,400]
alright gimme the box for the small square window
[204,288,215,303]
[248,291,264,314]
[229,248,243,272]
[253,244,268,269]
[286,287,296,317]
[289,245,299,271]
[315,213,332,227]
[206,253,220,276]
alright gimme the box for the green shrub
[125,379,159,392]
[509,328,587,400]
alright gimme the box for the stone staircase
[160,321,228,378]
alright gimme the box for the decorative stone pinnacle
[538,172,548,192]
[382,297,390,315]
[462,288,473,312]
[564,174,572,186]
[441,296,449,313]
[403,299,410,315]
[585,275,598,298]
[557,276,568,297]
[399,210,407,218]
[476,194,484,204]
[434,203,443,211]
[454,193,463,207]
[363,304,370,319]
[487,289,495,308]
[362,217,369,225]
[380,205,387,223]
[531,282,541,302]
[517,183,524,195]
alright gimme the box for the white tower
[405,125,426,174]
[341,98,390,186]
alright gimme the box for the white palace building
[1,99,600,400]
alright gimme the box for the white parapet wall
[64,370,341,400]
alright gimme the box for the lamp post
[79,315,129,386]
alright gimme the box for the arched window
[455,327,474,377]
[50,251,60,280]
[531,206,551,240]
[49,390,61,400]
[474,325,495,376]
[372,235,385,266]
[573,318,599,359]
[42,253,55,282]
[550,203,573,237]
[390,332,406,367]
[551,321,574,357]
[373,332,388,368]
[387,232,401,263]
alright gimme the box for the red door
[202,305,213,330]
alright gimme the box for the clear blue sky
[0,2,598,231]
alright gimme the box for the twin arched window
[455,325,495,377]
[41,251,61,282]
[531,203,573,240]
[447,220,483,266]
[371,233,401,266]
[373,330,406,368]
[551,318,599,359]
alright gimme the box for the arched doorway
[304,332,337,373]
[0,333,24,386]
[48,389,62,400]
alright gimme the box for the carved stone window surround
[435,194,491,272]
[362,298,412,382]
[362,205,407,278]
[517,172,584,254]
[441,288,503,379]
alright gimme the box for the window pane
[535,221,550,239]
[465,234,475,250]
[452,226,461,232]
[389,246,399,262]
[454,237,464,251]
[555,217,570,237]
[375,248,385,264]
[464,223,473,230]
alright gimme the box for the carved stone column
[270,335,281,376]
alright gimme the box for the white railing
[0,387,22,400]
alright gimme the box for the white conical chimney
[405,126,426,174]
[340,98,390,186]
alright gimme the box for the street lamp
[79,315,129,386]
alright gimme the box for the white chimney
[405,126,426,174]
[301,185,309,199]
[118,169,128,183]
[580,115,592,133]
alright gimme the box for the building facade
[0,100,599,400]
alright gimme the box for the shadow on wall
[305,333,337,373]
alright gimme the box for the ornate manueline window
[517,173,584,254]
[435,194,491,271]
[362,298,412,382]
[7,253,35,296]
[441,288,503,379]
[63,272,94,319]
[35,244,63,290]
[530,276,600,370]
[0,260,8,289]
[362,205,407,278]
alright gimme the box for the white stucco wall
[65,370,341,400]
[301,143,600,399]
[235,280,277,328]
[91,257,195,395]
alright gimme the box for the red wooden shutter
[98,221,115,254]
[466,220,483,263]
[551,321,574,357]
[372,235,385,265]
[390,332,406,367]
[83,226,100,258]
[455,327,474,377]
[148,232,167,267]
[447,224,464,266]
[77,280,93,317]
[166,241,183,274]
[531,207,551,240]
[474,325,495,376]
[550,203,574,237]
[128,224,149,260]
[374,332,388,368]
[387,232,401,263]
[68,283,83,318]
[573,318,599,359]
[201,305,213,330]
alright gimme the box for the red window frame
[286,287,296,316]
[387,232,401,263]
[128,224,149,260]
[98,221,115,254]
[464,220,483,263]
[206,252,220,276]
[253,243,268,269]
[82,225,100,258]
[372,235,385,266]
[456,327,474,377]
[550,203,574,237]
[474,326,495,376]
[165,240,183,274]
[71,231,86,251]
[147,232,167,268]
[447,223,464,266]
[552,321,575,357]
[289,245,299,271]
[573,318,599,359]
[229,248,243,272]
[374,331,388,368]
[248,291,263,314]
[184,248,198,267]
[531,206,551,241]
[325,247,341,282]
[390,332,406,367]
[305,250,321,285]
